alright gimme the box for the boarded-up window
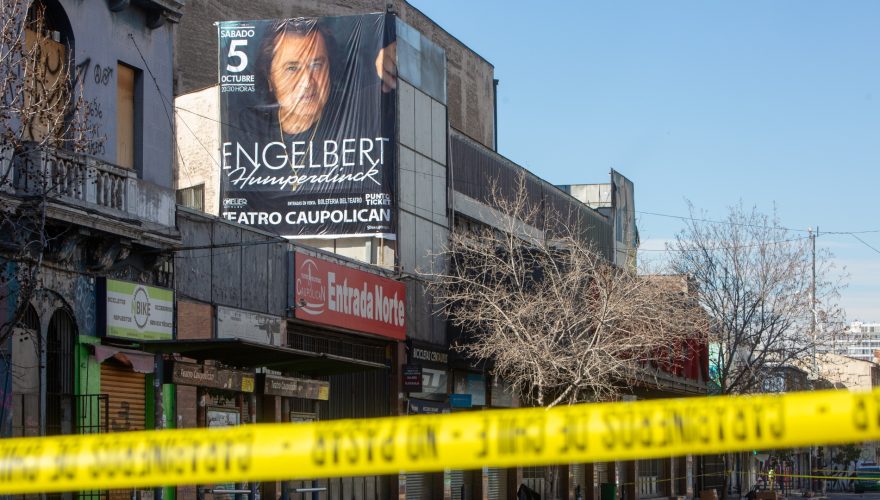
[116,63,136,168]
[23,29,67,143]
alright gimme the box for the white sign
[217,306,283,346]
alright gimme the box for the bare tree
[666,203,846,395]
[427,176,707,407]
[0,0,102,346]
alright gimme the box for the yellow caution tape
[758,473,871,480]
[2,388,880,494]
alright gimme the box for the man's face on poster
[269,31,331,133]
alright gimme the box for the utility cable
[637,210,880,236]
[851,233,880,256]
[127,34,197,187]
[639,236,811,253]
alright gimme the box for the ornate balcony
[2,145,176,233]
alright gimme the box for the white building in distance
[844,321,880,361]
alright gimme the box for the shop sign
[407,398,450,415]
[217,306,283,346]
[169,361,255,393]
[99,278,174,341]
[409,345,448,365]
[207,408,240,427]
[402,364,422,392]
[259,374,329,400]
[449,394,472,408]
[420,367,447,394]
[289,412,317,423]
[292,252,405,340]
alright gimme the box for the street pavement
[814,491,880,500]
[798,493,880,500]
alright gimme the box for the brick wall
[177,299,213,339]
[174,299,209,500]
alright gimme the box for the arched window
[9,304,40,437]
[22,0,75,144]
[46,307,76,435]
[26,0,74,49]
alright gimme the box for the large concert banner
[218,14,396,239]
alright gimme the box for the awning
[94,345,156,374]
[138,338,386,376]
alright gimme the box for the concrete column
[391,341,406,500]
[262,395,282,500]
[584,463,597,500]
[623,461,636,500]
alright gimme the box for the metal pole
[153,353,165,500]
[809,227,818,493]
[811,227,817,374]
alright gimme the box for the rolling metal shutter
[487,468,508,500]
[101,363,145,432]
[596,462,610,485]
[571,464,586,497]
[405,473,426,500]
[449,470,464,500]
[101,363,145,500]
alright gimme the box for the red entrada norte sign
[293,252,405,340]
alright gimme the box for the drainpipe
[493,78,499,151]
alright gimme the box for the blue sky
[409,1,880,322]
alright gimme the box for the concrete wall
[61,0,176,188]
[173,0,495,149]
[818,353,879,390]
[174,86,221,214]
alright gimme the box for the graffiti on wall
[70,57,108,156]
[72,275,94,337]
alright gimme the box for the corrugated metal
[287,331,387,365]
[286,362,389,500]
[449,131,613,260]
[449,470,464,500]
[101,363,146,432]
[596,462,609,485]
[487,468,507,500]
[699,455,725,492]
[405,473,425,500]
[326,367,389,419]
[101,363,145,500]
[571,464,586,496]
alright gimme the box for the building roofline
[399,0,494,69]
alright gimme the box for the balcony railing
[2,145,175,228]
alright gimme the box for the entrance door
[46,309,76,435]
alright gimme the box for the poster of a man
[218,14,397,239]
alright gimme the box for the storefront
[402,341,450,500]
[95,278,175,500]
[287,251,405,500]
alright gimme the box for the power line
[639,236,811,253]
[851,233,880,256]
[127,34,198,187]
[637,210,880,236]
